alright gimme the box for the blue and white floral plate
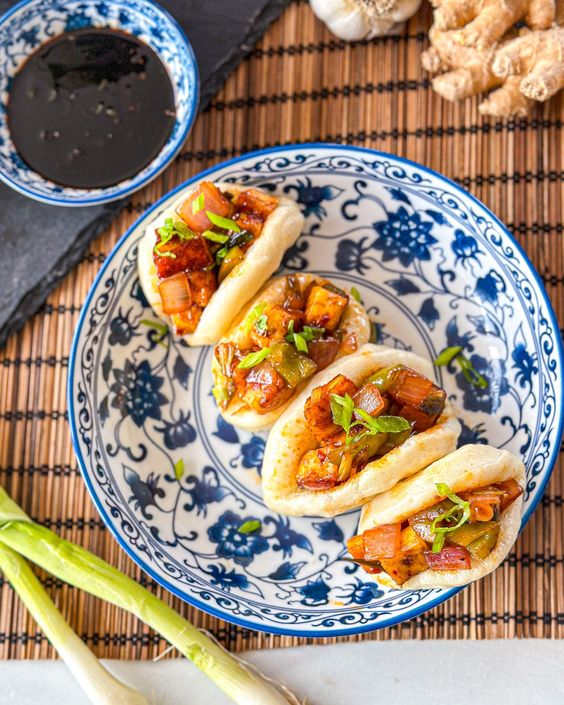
[68,144,564,636]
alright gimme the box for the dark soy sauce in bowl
[7,28,176,189]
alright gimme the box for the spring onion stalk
[0,488,296,705]
[0,542,148,705]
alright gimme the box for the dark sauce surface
[8,29,176,189]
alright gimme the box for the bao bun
[137,182,304,346]
[358,444,525,589]
[212,274,371,432]
[261,343,461,517]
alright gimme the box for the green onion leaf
[0,543,150,705]
[0,487,296,705]
[354,412,411,434]
[350,287,363,304]
[202,229,230,244]
[254,314,269,334]
[215,246,229,264]
[140,319,169,336]
[430,482,471,553]
[237,520,261,534]
[243,302,267,333]
[434,347,488,389]
[458,355,489,389]
[154,217,195,257]
[293,332,309,353]
[237,347,272,369]
[154,247,177,258]
[158,218,195,242]
[285,323,324,351]
[301,325,325,342]
[434,346,464,366]
[206,211,241,232]
[330,393,355,434]
[192,193,205,214]
[174,458,184,480]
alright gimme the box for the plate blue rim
[0,0,200,207]
[67,143,564,637]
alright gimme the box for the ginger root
[422,0,564,117]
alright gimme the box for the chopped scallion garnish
[237,347,272,369]
[238,519,262,534]
[255,314,269,334]
[154,217,195,257]
[285,322,325,353]
[174,458,184,480]
[434,346,488,389]
[215,246,229,264]
[243,302,267,333]
[430,483,471,553]
[192,193,205,214]
[330,393,355,435]
[434,346,463,366]
[206,211,241,232]
[350,287,363,304]
[330,393,410,446]
[202,229,230,244]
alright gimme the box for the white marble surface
[1,639,563,704]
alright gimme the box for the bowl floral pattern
[68,145,564,636]
[0,0,198,205]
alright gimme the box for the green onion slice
[330,393,355,434]
[350,287,363,304]
[243,302,267,334]
[237,520,262,534]
[206,211,241,232]
[255,314,269,334]
[192,193,205,214]
[430,482,471,553]
[202,230,229,244]
[237,347,272,369]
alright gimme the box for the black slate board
[0,0,291,349]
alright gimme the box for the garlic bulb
[310,0,422,41]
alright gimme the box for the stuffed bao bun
[138,181,303,346]
[262,343,461,517]
[350,444,525,589]
[211,274,371,431]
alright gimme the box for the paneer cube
[240,361,293,412]
[379,526,429,585]
[304,374,358,443]
[233,188,278,220]
[304,285,349,332]
[296,449,339,490]
[248,305,303,348]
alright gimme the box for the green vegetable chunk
[268,341,317,388]
[367,365,406,392]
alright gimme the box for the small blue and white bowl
[0,0,199,206]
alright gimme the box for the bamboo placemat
[1,0,563,660]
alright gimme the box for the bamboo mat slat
[0,0,563,658]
